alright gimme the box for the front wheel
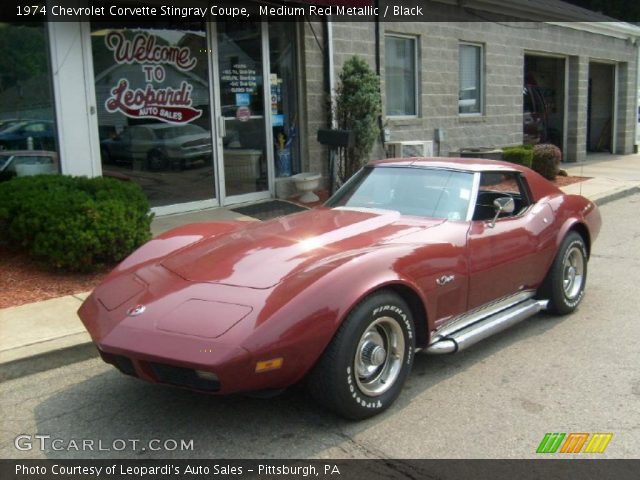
[541,231,588,315]
[307,291,415,420]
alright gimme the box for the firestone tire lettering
[307,290,416,420]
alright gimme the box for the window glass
[459,44,483,114]
[328,167,474,220]
[91,21,215,207]
[474,172,530,221]
[269,22,300,177]
[385,35,417,116]
[0,23,59,181]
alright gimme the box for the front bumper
[93,324,255,394]
[78,267,298,395]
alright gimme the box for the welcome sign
[103,31,203,124]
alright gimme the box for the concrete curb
[0,341,97,383]
[593,186,640,206]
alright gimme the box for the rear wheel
[307,291,415,420]
[541,231,588,315]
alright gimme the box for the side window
[473,172,531,221]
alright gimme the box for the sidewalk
[2,153,640,381]
[561,153,640,205]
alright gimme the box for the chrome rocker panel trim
[424,291,548,355]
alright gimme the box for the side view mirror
[489,197,515,228]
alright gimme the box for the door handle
[217,116,226,139]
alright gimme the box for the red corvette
[78,158,601,419]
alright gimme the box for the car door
[466,171,556,309]
[392,169,475,328]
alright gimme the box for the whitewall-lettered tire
[541,231,588,315]
[307,290,415,420]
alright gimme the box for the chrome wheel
[562,245,585,300]
[354,316,405,397]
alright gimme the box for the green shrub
[0,175,153,271]
[334,56,382,182]
[502,146,533,168]
[532,144,562,180]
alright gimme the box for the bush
[0,175,153,271]
[532,144,562,180]
[502,146,533,168]
[333,56,382,182]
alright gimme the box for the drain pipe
[327,20,336,130]
[323,18,338,193]
[374,0,386,149]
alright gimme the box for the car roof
[370,157,526,173]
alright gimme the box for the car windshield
[327,166,475,220]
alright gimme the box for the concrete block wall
[617,62,636,154]
[567,55,589,162]
[301,20,329,177]
[299,7,638,168]
[379,21,637,163]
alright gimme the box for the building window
[269,21,300,177]
[385,34,418,117]
[91,21,216,207]
[459,43,483,115]
[0,23,59,181]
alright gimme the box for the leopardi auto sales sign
[104,31,203,124]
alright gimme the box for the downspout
[636,39,640,153]
[375,0,386,149]
[322,18,337,192]
[325,19,336,129]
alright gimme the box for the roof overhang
[435,0,640,39]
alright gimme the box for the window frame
[471,171,533,222]
[458,42,485,117]
[384,33,420,119]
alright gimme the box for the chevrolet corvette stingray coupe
[78,157,601,419]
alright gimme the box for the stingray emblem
[436,274,455,286]
[126,304,146,317]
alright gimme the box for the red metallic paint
[78,158,600,395]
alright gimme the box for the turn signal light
[255,357,283,373]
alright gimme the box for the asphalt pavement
[1,193,639,460]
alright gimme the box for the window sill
[387,116,422,127]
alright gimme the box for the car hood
[161,207,444,289]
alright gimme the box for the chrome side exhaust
[425,299,549,355]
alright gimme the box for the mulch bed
[553,175,591,187]
[0,244,107,309]
[0,175,590,310]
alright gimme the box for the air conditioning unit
[386,140,434,158]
